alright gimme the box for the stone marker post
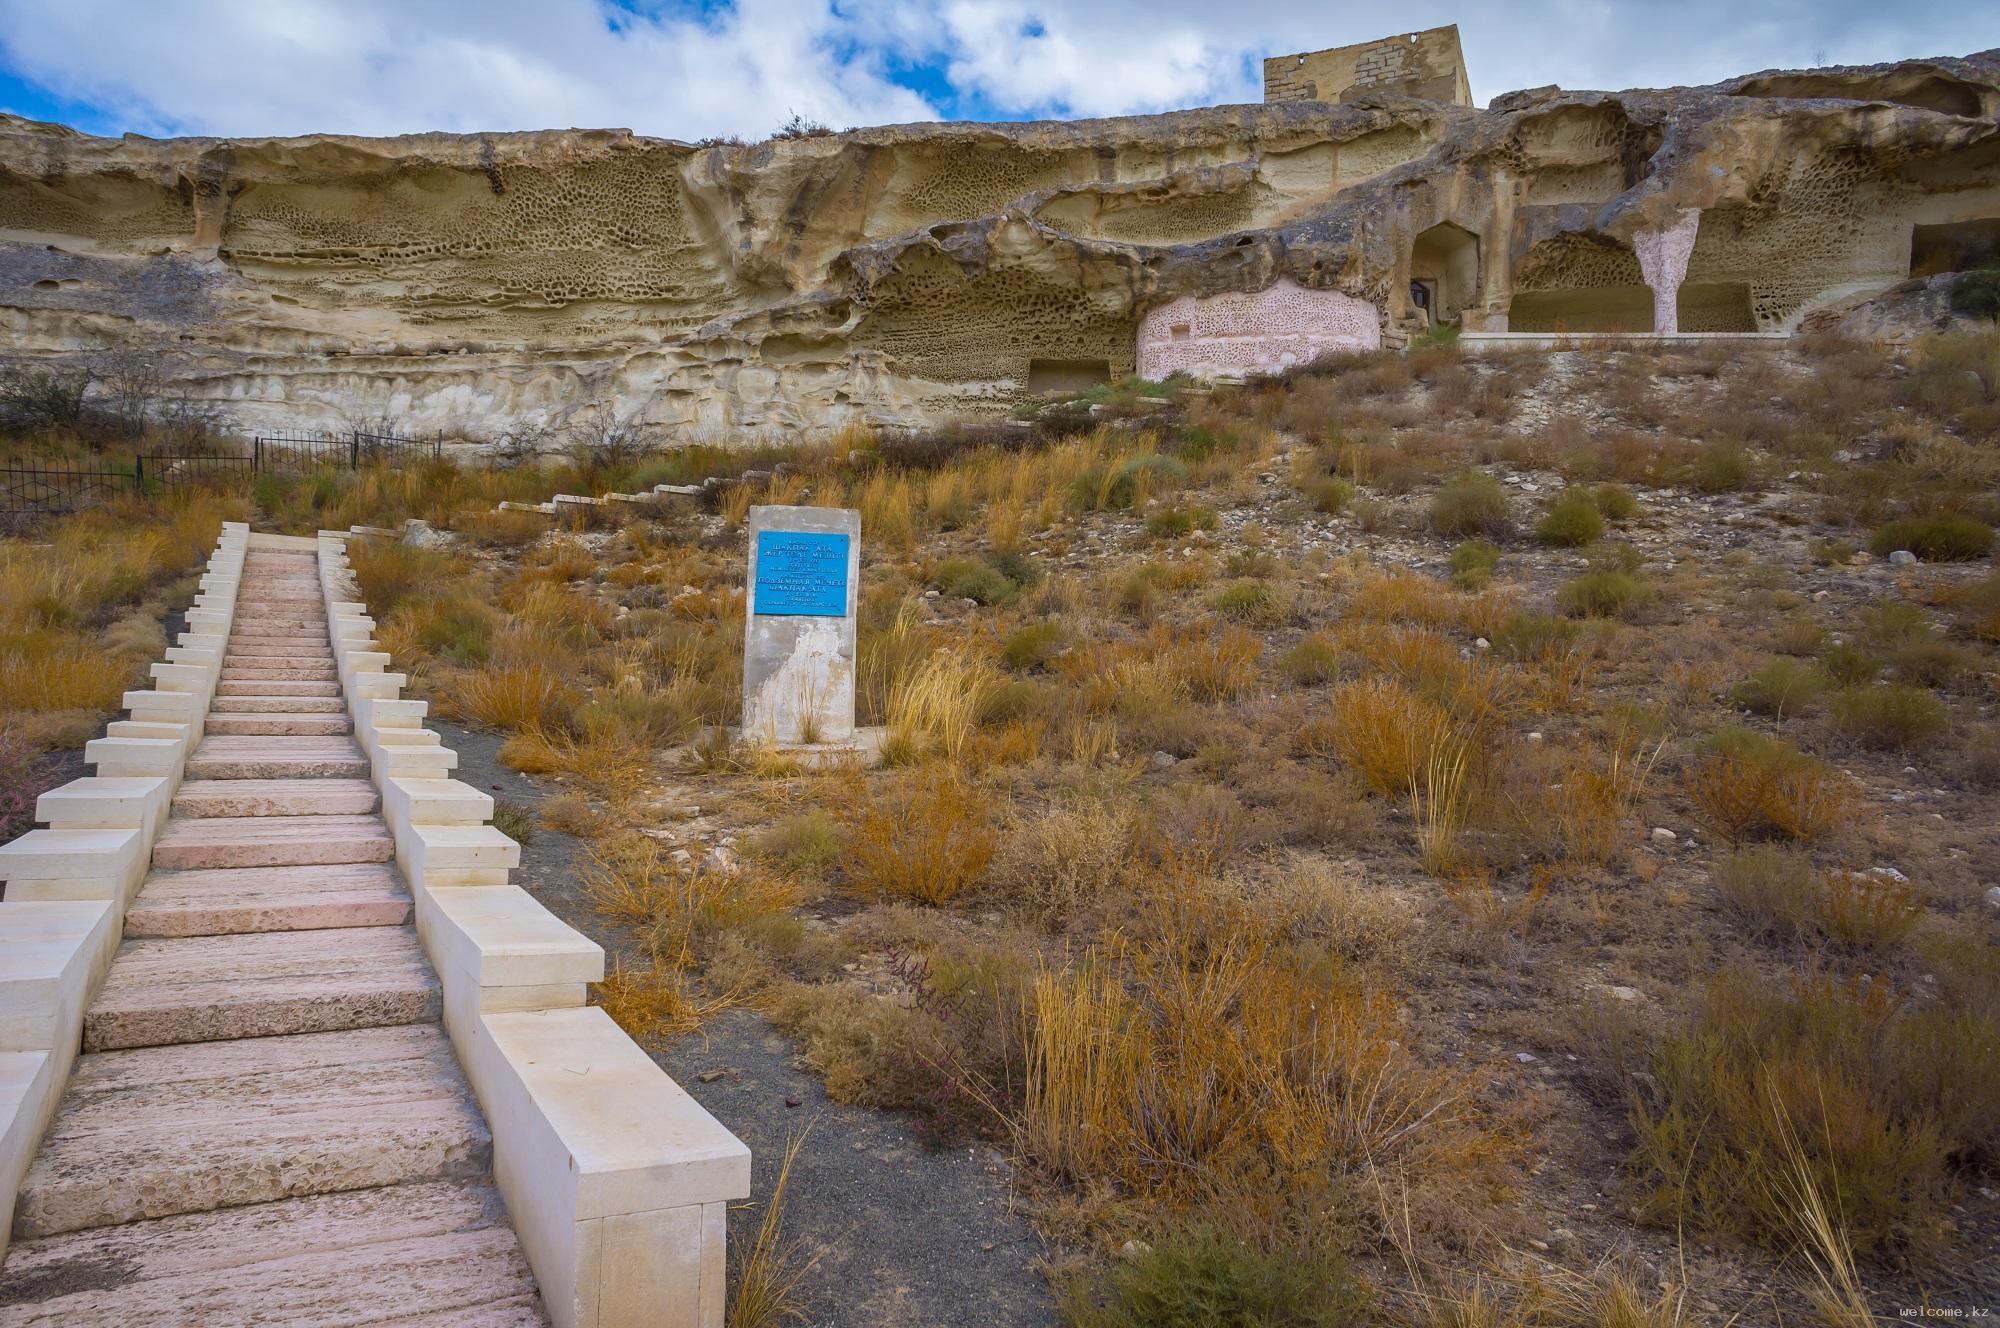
[742,505,860,745]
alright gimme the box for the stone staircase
[0,547,544,1325]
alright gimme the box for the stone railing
[313,529,749,1328]
[0,519,251,1261]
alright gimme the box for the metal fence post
[351,431,361,469]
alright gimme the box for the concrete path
[0,547,544,1326]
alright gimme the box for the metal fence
[0,428,436,520]
[251,430,441,472]
[0,460,136,519]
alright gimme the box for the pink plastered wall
[1136,279,1382,380]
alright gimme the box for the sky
[0,0,1994,142]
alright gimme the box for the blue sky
[0,1,1994,142]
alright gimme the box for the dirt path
[437,720,1058,1328]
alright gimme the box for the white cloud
[0,0,939,139]
[1,0,1996,140]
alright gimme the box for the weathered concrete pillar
[1635,210,1701,336]
[741,505,860,745]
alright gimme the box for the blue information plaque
[753,530,851,616]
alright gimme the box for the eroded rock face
[2,49,1997,437]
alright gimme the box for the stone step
[220,667,338,682]
[172,778,378,818]
[229,624,329,639]
[152,815,391,869]
[125,862,409,937]
[223,641,333,657]
[216,680,341,697]
[186,736,368,779]
[202,713,353,738]
[12,1025,488,1237]
[210,695,345,714]
[0,1181,541,1327]
[224,653,336,667]
[83,926,437,1050]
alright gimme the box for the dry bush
[1308,677,1456,797]
[498,724,651,797]
[1829,683,1949,750]
[1507,731,1663,868]
[1629,969,1996,1258]
[349,538,464,617]
[1714,848,1921,949]
[988,799,1135,925]
[1156,620,1261,701]
[1683,727,1855,843]
[442,661,581,731]
[1731,657,1827,720]
[594,955,727,1042]
[1021,941,1510,1219]
[729,1127,817,1328]
[842,769,998,905]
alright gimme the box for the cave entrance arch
[1410,222,1480,326]
[1911,219,2000,277]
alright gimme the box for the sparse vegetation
[8,330,1999,1320]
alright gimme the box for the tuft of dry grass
[443,661,581,731]
[729,1126,818,1328]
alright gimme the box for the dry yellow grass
[842,768,997,905]
[885,648,995,762]
[442,661,581,731]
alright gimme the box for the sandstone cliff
[2,50,1997,437]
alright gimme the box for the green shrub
[1117,564,1170,617]
[1629,969,1993,1257]
[1303,476,1354,515]
[1428,471,1512,538]
[1001,620,1066,671]
[1146,505,1218,538]
[1856,600,1934,650]
[1821,644,1882,687]
[1448,539,1500,590]
[1277,632,1341,685]
[1869,513,1994,562]
[1593,484,1640,521]
[1557,569,1654,619]
[1831,684,1949,749]
[1210,579,1277,621]
[1891,639,1976,688]
[1085,455,1188,510]
[935,556,1018,605]
[753,809,842,875]
[1585,540,1646,574]
[1807,537,1855,566]
[1689,442,1753,494]
[1731,658,1827,719]
[1491,612,1581,660]
[1065,1226,1365,1328]
[1950,268,2000,321]
[1535,491,1606,547]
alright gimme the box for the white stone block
[0,1049,57,1265]
[384,778,492,827]
[0,900,118,1052]
[35,777,170,836]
